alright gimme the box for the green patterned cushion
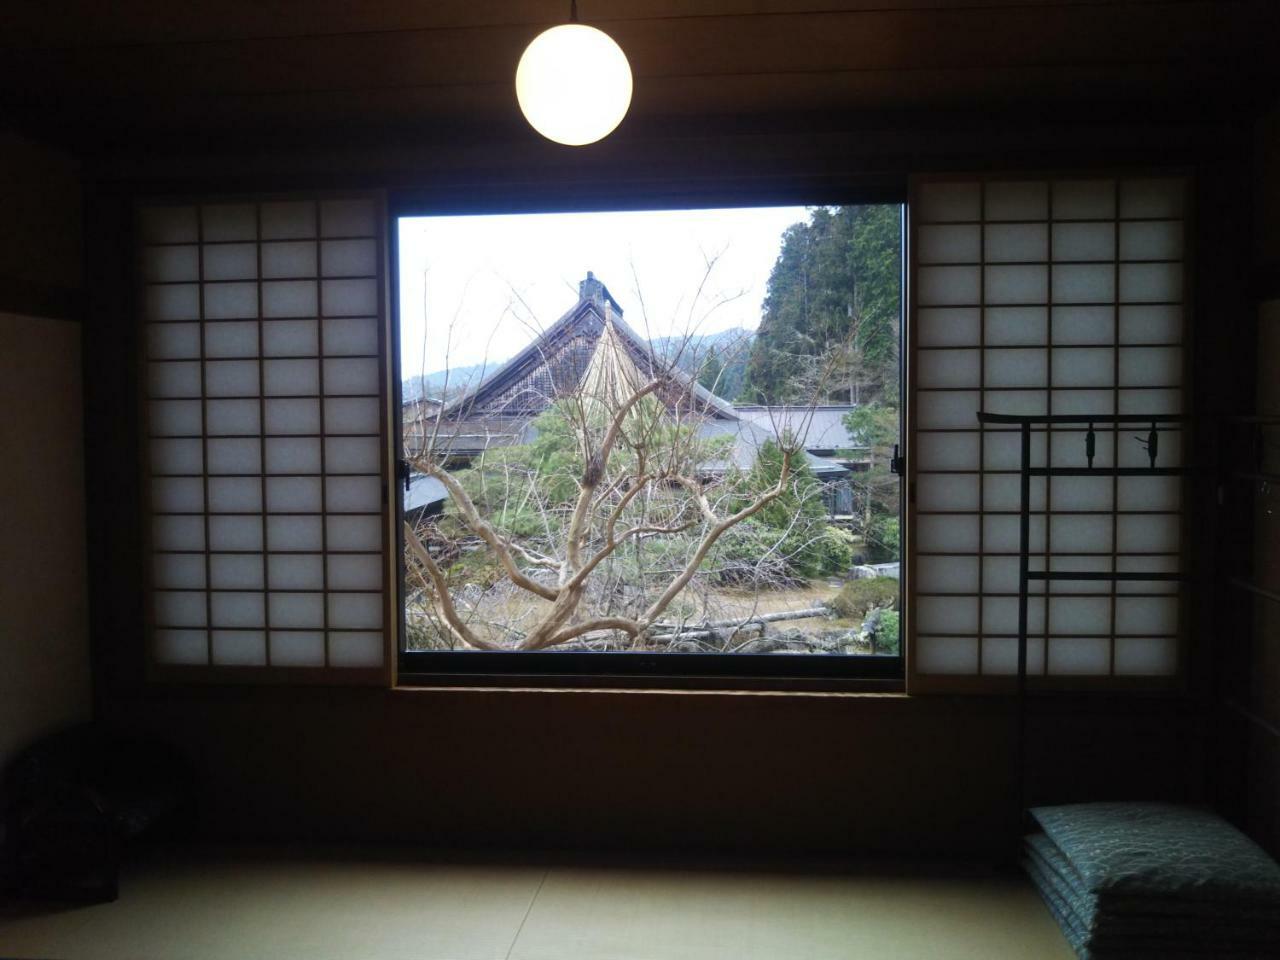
[1030,803,1280,906]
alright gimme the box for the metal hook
[1085,423,1096,468]
[1132,422,1158,469]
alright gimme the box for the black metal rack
[975,411,1193,817]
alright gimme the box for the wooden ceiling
[3,0,1278,154]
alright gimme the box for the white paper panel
[205,360,259,397]
[916,391,980,429]
[204,321,259,358]
[1051,222,1114,261]
[152,477,204,512]
[325,398,380,433]
[267,516,324,551]
[261,201,316,240]
[264,359,319,396]
[140,206,198,244]
[985,349,1046,388]
[983,597,1046,635]
[983,430,1047,471]
[1052,348,1114,388]
[328,554,382,590]
[327,476,381,512]
[1120,305,1182,344]
[153,553,205,589]
[917,597,978,633]
[982,557,1021,593]
[146,284,200,321]
[321,279,378,316]
[149,322,201,359]
[1052,264,1115,304]
[325,437,380,474]
[983,475,1046,512]
[1050,475,1113,511]
[981,637,1045,675]
[1118,388,1183,415]
[153,516,204,551]
[265,398,321,435]
[1118,476,1181,511]
[1120,221,1182,261]
[263,319,319,356]
[154,591,207,627]
[270,631,326,667]
[268,554,325,591]
[1115,596,1178,635]
[986,307,1046,346]
[201,204,256,242]
[208,477,262,513]
[265,438,322,475]
[267,476,323,512]
[983,390,1048,418]
[916,557,979,593]
[203,282,258,320]
[984,223,1047,263]
[1052,180,1115,219]
[916,349,980,388]
[321,239,377,277]
[1044,556,1111,595]
[211,631,266,666]
[916,516,980,553]
[1047,597,1110,634]
[269,592,325,628]
[206,399,260,436]
[986,181,1048,221]
[1116,555,1181,594]
[151,439,203,474]
[326,516,381,551]
[916,432,979,471]
[1119,179,1184,219]
[917,308,979,348]
[1114,636,1178,676]
[209,516,264,551]
[983,515,1046,554]
[210,554,265,590]
[917,182,980,222]
[916,636,979,674]
[203,244,257,281]
[1116,516,1180,553]
[1052,306,1113,345]
[323,358,379,395]
[323,317,379,356]
[262,241,318,278]
[1119,263,1182,303]
[149,399,203,436]
[149,361,201,398]
[1049,515,1113,553]
[207,438,261,474]
[210,592,265,628]
[917,266,980,306]
[154,629,207,665]
[917,475,979,511]
[917,224,980,264]
[329,632,384,667]
[1119,346,1181,387]
[321,199,377,237]
[328,593,383,629]
[262,280,319,318]
[1047,637,1110,675]
[1053,389,1116,415]
[985,265,1047,304]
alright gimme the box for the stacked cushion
[1023,802,1280,959]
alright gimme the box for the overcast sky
[397,205,810,379]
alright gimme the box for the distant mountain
[402,327,756,406]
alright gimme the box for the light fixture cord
[570,0,579,22]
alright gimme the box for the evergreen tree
[698,345,724,394]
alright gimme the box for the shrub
[869,608,900,655]
[827,576,899,619]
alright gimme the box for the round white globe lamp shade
[515,24,633,146]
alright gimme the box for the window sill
[393,673,906,696]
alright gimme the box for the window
[140,196,391,679]
[395,203,904,683]
[907,175,1189,691]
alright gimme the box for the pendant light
[515,1,633,146]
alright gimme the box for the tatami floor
[0,847,1074,960]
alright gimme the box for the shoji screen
[908,176,1188,691]
[140,197,389,679]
